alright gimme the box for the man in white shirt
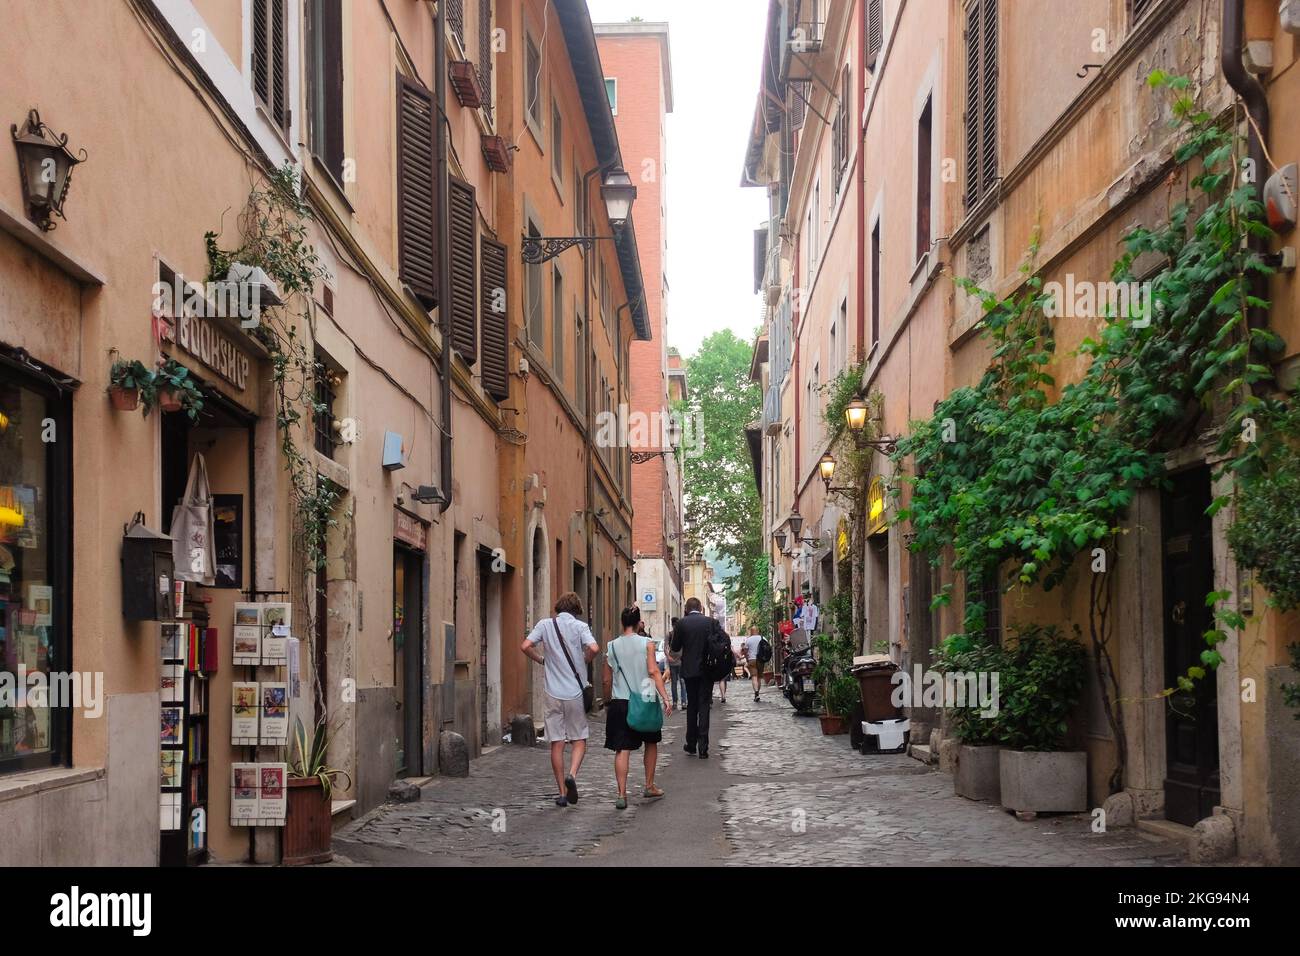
[521,592,599,807]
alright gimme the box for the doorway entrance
[1161,466,1220,825]
[393,545,424,777]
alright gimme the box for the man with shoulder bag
[669,597,730,759]
[521,592,598,806]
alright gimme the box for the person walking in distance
[742,624,769,702]
[604,605,672,809]
[670,597,723,758]
[520,592,598,807]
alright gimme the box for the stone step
[1136,817,1196,851]
[908,743,935,765]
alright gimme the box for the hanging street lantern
[11,109,86,232]
[600,166,637,227]
[844,397,870,434]
[818,452,837,488]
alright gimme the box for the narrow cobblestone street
[334,689,1191,867]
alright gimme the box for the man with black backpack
[742,624,772,702]
[670,597,732,759]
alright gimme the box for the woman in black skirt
[603,605,672,809]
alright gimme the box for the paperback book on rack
[232,603,261,665]
[231,682,259,744]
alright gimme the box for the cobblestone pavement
[334,686,1189,866]
[718,694,1187,866]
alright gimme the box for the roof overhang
[557,0,652,341]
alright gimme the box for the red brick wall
[598,32,670,560]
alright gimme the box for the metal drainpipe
[1221,0,1270,339]
[435,0,453,512]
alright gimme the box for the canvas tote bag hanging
[172,453,216,585]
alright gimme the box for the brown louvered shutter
[253,0,290,131]
[980,0,998,199]
[478,0,493,111]
[480,236,510,401]
[448,0,465,46]
[867,0,883,69]
[963,0,999,208]
[449,177,478,365]
[397,76,438,308]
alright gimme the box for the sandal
[643,785,665,799]
[615,795,628,810]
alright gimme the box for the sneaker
[699,749,709,759]
[683,744,696,756]
[754,692,760,702]
[554,795,568,807]
[615,795,628,810]
[564,775,579,805]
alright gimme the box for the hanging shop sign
[394,509,427,551]
[867,477,888,537]
[159,312,250,393]
[836,516,850,561]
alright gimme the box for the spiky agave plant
[288,717,352,801]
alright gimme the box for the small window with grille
[314,351,341,459]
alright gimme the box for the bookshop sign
[394,509,427,551]
[159,312,252,395]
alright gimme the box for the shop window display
[0,370,68,772]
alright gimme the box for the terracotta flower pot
[108,386,139,411]
[158,388,184,413]
[819,714,849,735]
[283,777,333,865]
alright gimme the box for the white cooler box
[862,717,910,754]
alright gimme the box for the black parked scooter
[780,637,819,715]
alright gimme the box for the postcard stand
[231,590,291,829]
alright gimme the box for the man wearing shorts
[743,625,767,702]
[521,592,599,806]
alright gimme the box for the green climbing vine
[205,163,339,573]
[891,72,1299,786]
[818,361,877,646]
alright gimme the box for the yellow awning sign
[867,477,887,536]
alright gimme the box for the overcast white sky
[587,0,770,359]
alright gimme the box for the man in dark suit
[670,597,722,758]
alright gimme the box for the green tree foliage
[682,330,763,617]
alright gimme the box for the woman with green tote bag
[603,605,672,809]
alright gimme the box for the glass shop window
[0,367,70,773]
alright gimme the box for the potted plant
[145,359,204,420]
[284,717,352,865]
[995,624,1090,815]
[107,358,149,411]
[935,633,1008,802]
[813,614,857,735]
[819,674,859,735]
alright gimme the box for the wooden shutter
[790,81,807,130]
[479,236,510,401]
[449,177,478,365]
[963,2,980,207]
[963,0,1000,208]
[448,0,465,47]
[478,0,493,110]
[867,0,883,68]
[253,0,290,131]
[980,0,998,201]
[397,76,438,308]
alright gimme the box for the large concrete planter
[954,744,1003,802]
[998,750,1087,813]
